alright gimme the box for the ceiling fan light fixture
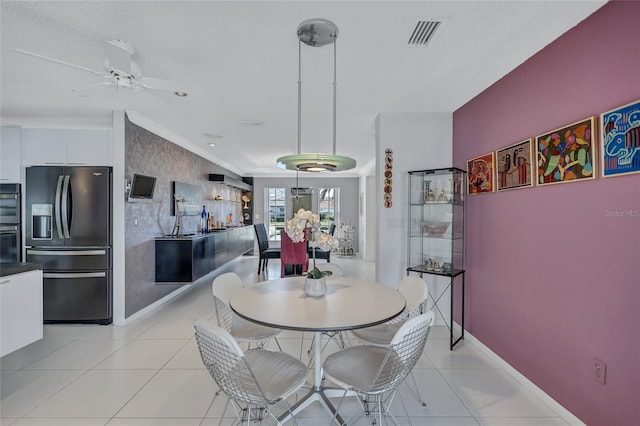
[277,18,356,173]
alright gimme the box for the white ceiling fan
[13,39,185,94]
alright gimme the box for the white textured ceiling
[0,1,606,177]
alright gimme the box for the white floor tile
[24,370,155,418]
[11,418,109,425]
[115,369,215,418]
[476,417,569,426]
[23,340,127,370]
[1,339,73,370]
[440,368,560,418]
[135,319,200,340]
[0,369,85,417]
[94,339,188,369]
[107,418,202,425]
[162,339,205,369]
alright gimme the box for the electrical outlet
[593,358,606,385]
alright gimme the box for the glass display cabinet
[407,167,466,349]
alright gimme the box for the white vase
[304,276,327,297]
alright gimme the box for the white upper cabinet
[22,128,112,166]
[1,126,23,182]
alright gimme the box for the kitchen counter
[155,226,254,282]
[155,227,247,241]
[0,262,43,278]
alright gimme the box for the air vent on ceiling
[408,20,442,46]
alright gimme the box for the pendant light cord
[297,39,302,155]
[333,33,337,155]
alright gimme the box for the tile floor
[1,255,572,425]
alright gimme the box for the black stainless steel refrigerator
[25,166,112,324]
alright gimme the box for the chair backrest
[397,275,430,318]
[281,230,308,266]
[368,311,434,393]
[318,263,344,277]
[254,223,269,253]
[328,223,336,236]
[193,320,265,406]
[212,272,244,330]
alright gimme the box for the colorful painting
[535,116,596,186]
[496,139,534,191]
[601,99,640,177]
[467,152,495,194]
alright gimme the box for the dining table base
[278,331,350,425]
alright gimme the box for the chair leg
[406,371,427,407]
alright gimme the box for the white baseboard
[120,283,195,325]
[465,331,586,426]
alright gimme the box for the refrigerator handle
[62,175,71,238]
[54,175,64,239]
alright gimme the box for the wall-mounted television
[128,174,157,201]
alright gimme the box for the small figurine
[437,189,448,202]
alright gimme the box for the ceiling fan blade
[104,39,136,76]
[71,80,115,94]
[139,77,185,92]
[13,49,105,77]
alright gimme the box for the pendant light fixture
[277,18,356,172]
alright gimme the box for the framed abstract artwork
[496,139,534,191]
[535,116,596,186]
[600,99,640,177]
[467,152,495,194]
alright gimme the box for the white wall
[111,111,126,325]
[375,112,452,287]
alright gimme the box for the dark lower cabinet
[155,227,253,283]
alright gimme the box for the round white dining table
[229,275,406,423]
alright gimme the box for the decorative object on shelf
[422,220,450,235]
[171,196,186,236]
[600,99,640,178]
[285,209,339,292]
[535,116,596,185]
[467,152,496,194]
[241,195,250,209]
[384,148,393,208]
[496,138,534,191]
[276,19,356,172]
[423,180,435,202]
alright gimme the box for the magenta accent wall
[452,2,639,425]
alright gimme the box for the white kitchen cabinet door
[0,269,43,357]
[22,129,67,166]
[1,126,23,182]
[22,128,112,166]
[66,129,112,166]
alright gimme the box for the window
[318,187,339,233]
[266,187,286,241]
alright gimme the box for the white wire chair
[193,320,308,425]
[350,275,430,406]
[212,272,282,351]
[323,311,435,426]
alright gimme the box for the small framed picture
[467,152,496,194]
[535,116,597,186]
[600,99,640,178]
[496,139,534,191]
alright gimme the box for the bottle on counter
[200,205,207,233]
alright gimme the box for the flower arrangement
[285,209,339,279]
